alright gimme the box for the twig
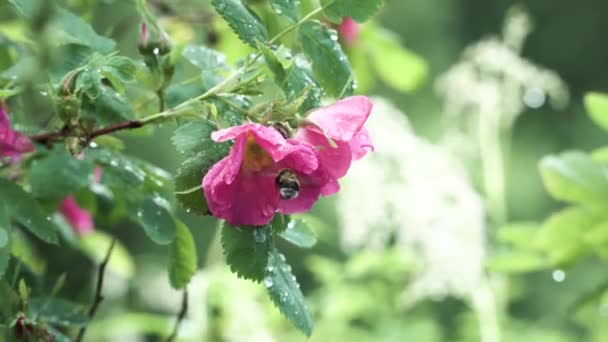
[166,289,189,342]
[28,2,333,148]
[75,239,116,342]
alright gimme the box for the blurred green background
[2,0,608,341]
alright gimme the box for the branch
[166,289,189,342]
[75,239,116,342]
[28,3,331,148]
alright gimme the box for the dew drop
[153,47,160,55]
[552,269,566,282]
[264,277,274,288]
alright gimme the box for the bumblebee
[275,169,300,200]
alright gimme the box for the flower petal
[305,96,373,142]
[0,105,34,161]
[295,128,352,180]
[277,168,328,214]
[59,196,94,235]
[349,127,374,160]
[203,157,278,226]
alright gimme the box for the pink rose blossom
[338,17,360,46]
[0,102,34,162]
[59,196,94,235]
[202,123,327,226]
[294,96,374,195]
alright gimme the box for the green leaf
[584,92,608,132]
[83,85,135,125]
[172,120,228,156]
[271,0,301,22]
[497,222,540,249]
[221,223,270,282]
[0,203,10,280]
[299,21,353,98]
[265,247,313,336]
[535,207,597,264]
[136,198,176,245]
[487,251,549,273]
[363,23,427,92]
[51,8,115,53]
[29,151,95,200]
[79,231,135,278]
[168,221,198,289]
[174,155,212,215]
[540,151,608,207]
[182,45,228,73]
[29,297,88,327]
[321,0,384,23]
[9,0,40,19]
[279,218,317,248]
[211,0,269,47]
[0,179,58,244]
[258,42,287,84]
[100,56,137,94]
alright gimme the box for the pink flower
[338,17,360,46]
[294,96,374,195]
[202,123,327,226]
[0,102,34,162]
[59,165,101,235]
[59,196,94,235]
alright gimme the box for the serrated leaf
[29,151,95,200]
[279,218,317,248]
[0,203,10,280]
[265,247,313,336]
[584,92,608,132]
[299,21,353,98]
[79,231,135,278]
[0,179,58,244]
[283,62,321,113]
[29,297,88,327]
[258,42,287,84]
[136,198,176,245]
[168,221,198,289]
[271,0,301,23]
[540,151,608,207]
[172,120,229,156]
[211,0,268,47]
[183,45,228,72]
[363,23,427,92]
[321,0,384,23]
[222,223,270,282]
[83,85,135,125]
[51,8,115,53]
[174,155,214,215]
[9,0,39,18]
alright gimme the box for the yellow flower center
[241,133,273,173]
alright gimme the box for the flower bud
[338,17,360,46]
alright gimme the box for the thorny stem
[166,290,189,342]
[75,239,116,342]
[29,4,330,147]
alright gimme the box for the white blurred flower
[337,97,486,300]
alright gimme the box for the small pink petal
[338,17,360,45]
[295,128,352,180]
[349,127,374,160]
[305,96,373,142]
[93,166,103,183]
[59,196,94,235]
[0,104,34,162]
[203,157,278,226]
